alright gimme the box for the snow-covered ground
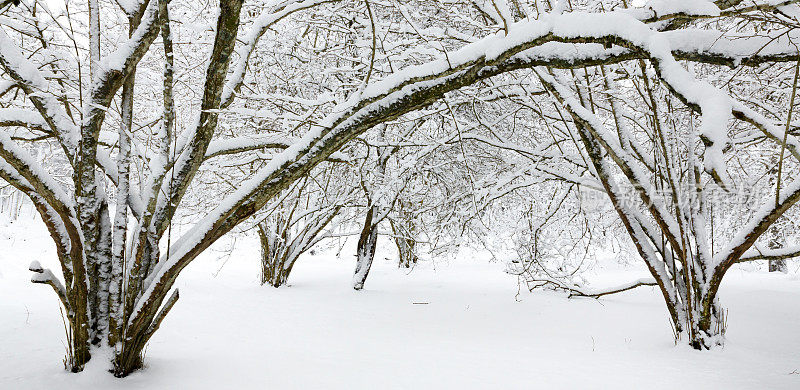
[1,213,799,389]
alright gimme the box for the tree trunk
[258,223,295,288]
[654,272,725,350]
[390,218,417,268]
[353,206,379,290]
[768,225,788,273]
[769,259,788,273]
[259,238,294,288]
[684,294,725,350]
[258,222,291,287]
[266,269,291,288]
[113,284,178,377]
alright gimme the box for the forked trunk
[259,235,294,288]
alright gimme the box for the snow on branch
[0,29,79,153]
[661,28,800,67]
[713,176,800,271]
[535,69,685,253]
[131,6,800,328]
[85,0,160,114]
[205,134,349,162]
[568,278,659,299]
[148,0,247,239]
[117,0,148,16]
[0,131,76,215]
[533,71,683,320]
[739,244,800,262]
[732,101,800,162]
[29,260,70,310]
[222,0,336,107]
[143,288,179,339]
[95,148,145,219]
[0,79,16,97]
[0,108,48,132]
[0,159,75,268]
[644,0,721,20]
[638,0,799,24]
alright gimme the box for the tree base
[113,352,143,378]
[769,259,788,273]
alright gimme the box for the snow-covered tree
[3,0,800,376]
[257,171,343,287]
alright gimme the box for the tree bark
[353,206,379,290]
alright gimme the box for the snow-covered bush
[256,177,342,287]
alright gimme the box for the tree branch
[568,278,658,299]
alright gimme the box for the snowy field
[1,214,799,389]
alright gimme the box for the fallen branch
[568,278,658,299]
